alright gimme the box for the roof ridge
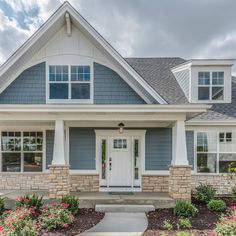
[125,57,185,59]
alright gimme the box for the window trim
[198,70,224,101]
[46,63,94,104]
[195,130,236,174]
[0,129,46,173]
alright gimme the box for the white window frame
[46,64,94,104]
[0,129,46,173]
[195,130,236,174]
[198,71,224,101]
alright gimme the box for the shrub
[208,199,226,212]
[176,232,193,236]
[0,207,39,235]
[174,200,197,218]
[61,194,79,215]
[0,197,6,215]
[231,187,236,202]
[16,194,43,212]
[162,220,173,230]
[215,216,236,236]
[178,218,192,229]
[38,205,75,231]
[195,183,216,203]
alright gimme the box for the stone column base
[49,165,70,199]
[169,165,192,200]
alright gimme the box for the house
[0,1,234,200]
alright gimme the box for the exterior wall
[142,175,169,192]
[0,63,46,104]
[173,69,190,100]
[94,63,146,104]
[0,173,50,190]
[69,128,96,170]
[70,174,99,192]
[145,128,172,170]
[46,130,54,169]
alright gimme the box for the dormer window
[48,65,91,103]
[198,71,224,101]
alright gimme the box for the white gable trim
[0,2,167,104]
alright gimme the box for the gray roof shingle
[125,57,188,104]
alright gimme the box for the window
[49,65,91,101]
[198,71,224,101]
[196,131,236,173]
[101,139,106,180]
[113,139,127,149]
[134,139,139,180]
[1,131,43,172]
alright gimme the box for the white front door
[108,137,132,187]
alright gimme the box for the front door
[108,137,132,187]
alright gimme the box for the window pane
[23,132,43,152]
[197,132,217,152]
[2,153,21,172]
[70,66,90,81]
[49,74,55,81]
[1,132,21,151]
[101,140,106,180]
[212,72,224,85]
[84,73,90,81]
[50,83,68,99]
[219,154,236,173]
[49,66,55,74]
[198,87,210,100]
[24,153,42,172]
[134,139,139,180]
[71,83,90,99]
[212,87,223,100]
[84,66,90,73]
[219,132,236,152]
[198,72,210,85]
[197,153,217,173]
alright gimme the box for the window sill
[46,99,93,104]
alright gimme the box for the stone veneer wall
[142,175,169,192]
[0,173,50,190]
[191,175,234,195]
[70,174,99,192]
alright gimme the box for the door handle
[109,157,112,171]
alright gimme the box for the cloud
[1,0,236,73]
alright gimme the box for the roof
[189,76,236,122]
[125,57,189,104]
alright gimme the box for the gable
[0,2,166,104]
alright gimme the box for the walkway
[80,212,148,236]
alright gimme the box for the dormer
[171,59,235,103]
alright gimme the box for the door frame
[95,129,146,191]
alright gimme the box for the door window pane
[134,139,139,180]
[101,140,106,180]
[49,83,68,99]
[2,153,21,172]
[24,153,42,172]
[71,83,90,99]
[113,139,127,149]
[197,153,217,173]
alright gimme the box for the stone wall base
[70,174,99,192]
[142,175,169,192]
[169,165,192,200]
[49,165,70,198]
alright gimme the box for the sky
[1,0,236,73]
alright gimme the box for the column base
[169,165,192,200]
[49,165,70,199]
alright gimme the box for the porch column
[49,120,70,198]
[169,120,192,200]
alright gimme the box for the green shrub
[1,207,39,235]
[0,197,6,215]
[16,193,43,211]
[174,200,197,218]
[178,218,192,229]
[195,183,216,203]
[162,220,173,230]
[176,232,193,236]
[61,194,79,215]
[38,205,75,231]
[207,199,226,212]
[231,187,236,202]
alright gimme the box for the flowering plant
[61,194,80,215]
[16,194,43,213]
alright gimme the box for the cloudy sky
[1,0,236,73]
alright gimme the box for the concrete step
[95,204,155,213]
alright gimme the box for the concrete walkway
[80,212,148,236]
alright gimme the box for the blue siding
[46,130,54,169]
[0,62,46,104]
[186,131,194,169]
[69,128,95,170]
[145,128,172,170]
[94,63,146,104]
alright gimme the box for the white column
[52,120,66,165]
[172,120,189,165]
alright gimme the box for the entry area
[95,130,146,191]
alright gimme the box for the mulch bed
[143,202,228,236]
[44,208,104,236]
